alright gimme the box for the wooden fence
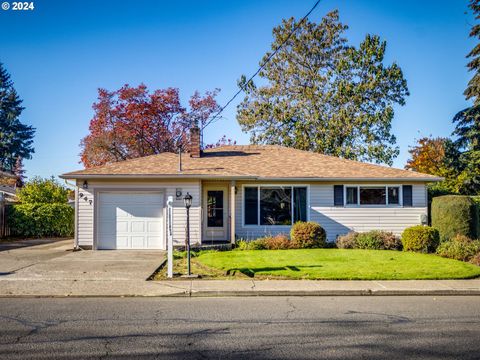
[0,195,11,238]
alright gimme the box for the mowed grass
[195,249,480,280]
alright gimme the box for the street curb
[1,289,479,298]
[172,289,480,297]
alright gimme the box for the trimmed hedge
[7,203,74,238]
[290,221,326,248]
[401,225,440,253]
[431,195,479,241]
[472,196,480,238]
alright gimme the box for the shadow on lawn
[226,265,323,278]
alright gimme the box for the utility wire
[201,0,322,131]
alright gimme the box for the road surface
[0,296,479,359]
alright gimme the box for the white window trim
[343,185,403,208]
[241,184,310,227]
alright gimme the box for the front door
[203,185,228,242]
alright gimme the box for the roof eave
[59,174,257,180]
[59,173,443,182]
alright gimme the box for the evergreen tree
[0,62,35,173]
[13,157,26,188]
[451,0,480,194]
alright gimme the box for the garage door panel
[147,236,161,248]
[147,221,162,232]
[130,206,162,218]
[116,207,132,218]
[97,192,164,250]
[117,236,129,248]
[131,236,145,248]
[131,221,145,232]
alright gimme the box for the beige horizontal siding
[234,181,428,241]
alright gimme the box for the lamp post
[183,192,193,276]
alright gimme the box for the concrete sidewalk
[1,239,479,297]
[1,278,480,297]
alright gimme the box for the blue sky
[0,0,475,178]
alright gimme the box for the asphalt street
[0,296,479,359]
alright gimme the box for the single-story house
[60,127,441,250]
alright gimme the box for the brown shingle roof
[60,145,441,181]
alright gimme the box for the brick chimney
[189,125,201,158]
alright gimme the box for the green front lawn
[194,249,480,280]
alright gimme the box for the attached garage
[97,192,164,250]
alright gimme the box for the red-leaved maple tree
[80,84,221,168]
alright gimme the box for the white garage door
[97,192,164,250]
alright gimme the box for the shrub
[381,231,403,250]
[336,230,401,250]
[17,177,69,204]
[431,195,478,241]
[248,239,267,250]
[436,235,480,262]
[7,203,74,237]
[470,252,480,267]
[235,239,266,250]
[235,239,250,250]
[336,232,358,249]
[262,234,292,250]
[356,231,386,250]
[472,196,480,237]
[401,225,440,253]
[290,221,326,248]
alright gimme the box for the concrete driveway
[0,239,164,281]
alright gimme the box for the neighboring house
[0,185,17,202]
[0,171,18,203]
[60,127,441,250]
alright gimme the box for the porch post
[230,180,236,244]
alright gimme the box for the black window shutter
[403,185,413,207]
[334,185,344,207]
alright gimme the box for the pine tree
[0,62,35,173]
[451,0,480,194]
[13,157,25,188]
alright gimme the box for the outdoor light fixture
[183,192,192,209]
[183,192,193,276]
[82,180,88,190]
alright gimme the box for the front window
[360,187,386,205]
[345,186,401,206]
[388,187,400,205]
[244,186,307,226]
[346,187,358,205]
[260,188,291,225]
